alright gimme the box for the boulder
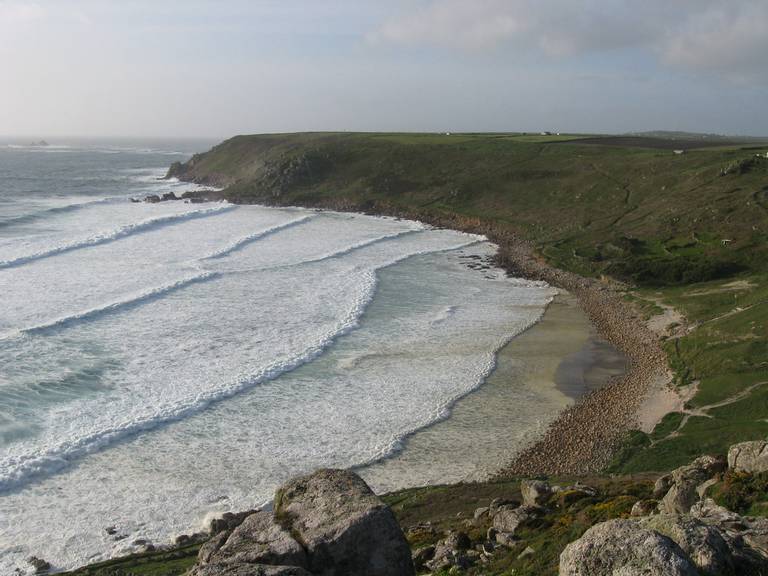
[741,517,768,558]
[442,531,471,551]
[520,479,552,507]
[638,515,734,576]
[653,474,673,499]
[631,499,658,517]
[423,531,473,571]
[198,511,307,568]
[488,497,515,515]
[728,441,768,473]
[689,498,744,528]
[426,535,473,572]
[492,505,543,535]
[199,531,232,564]
[660,455,727,515]
[187,565,312,576]
[495,531,518,547]
[473,506,489,520]
[274,469,414,576]
[559,519,698,576]
[411,545,435,572]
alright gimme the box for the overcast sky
[1,0,767,138]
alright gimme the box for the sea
[0,139,557,573]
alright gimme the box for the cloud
[661,3,768,82]
[368,0,768,81]
[0,0,44,23]
[368,0,525,51]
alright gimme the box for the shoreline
[215,197,671,475]
[175,183,674,475]
[358,290,627,493]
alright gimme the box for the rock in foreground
[275,469,414,576]
[188,469,413,576]
[559,519,699,576]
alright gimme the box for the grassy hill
[175,132,768,286]
[172,132,768,472]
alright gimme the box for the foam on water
[0,144,557,573]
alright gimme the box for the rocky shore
[489,232,669,475]
[420,219,668,476]
[339,211,668,476]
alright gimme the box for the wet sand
[360,292,626,493]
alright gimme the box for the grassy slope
[184,132,768,283]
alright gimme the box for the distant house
[540,131,552,136]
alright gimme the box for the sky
[1,0,767,138]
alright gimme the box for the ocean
[0,139,556,573]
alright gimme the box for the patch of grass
[385,475,655,576]
[650,412,685,441]
[710,471,768,516]
[623,292,664,320]
[612,274,768,473]
[690,372,768,408]
[62,544,200,576]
